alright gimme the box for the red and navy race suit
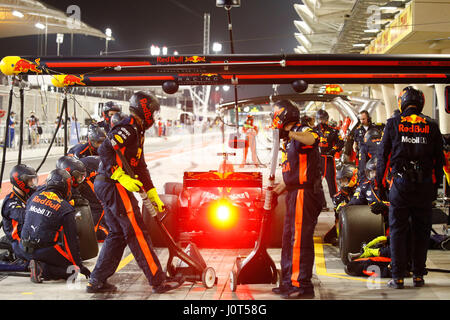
[280,123,325,292]
[90,115,166,287]
[314,123,344,199]
[68,141,98,159]
[376,108,444,279]
[21,189,84,280]
[1,191,32,261]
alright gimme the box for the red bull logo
[399,114,429,134]
[185,56,206,63]
[61,75,86,86]
[401,114,427,124]
[13,58,41,74]
[41,191,63,203]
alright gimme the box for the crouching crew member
[323,163,358,245]
[68,124,106,159]
[87,91,184,294]
[21,169,91,283]
[376,86,444,289]
[0,164,38,269]
[314,109,344,208]
[79,156,109,241]
[271,100,325,299]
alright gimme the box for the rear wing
[183,171,262,188]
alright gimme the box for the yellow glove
[111,167,143,192]
[147,188,165,213]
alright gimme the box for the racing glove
[147,188,165,213]
[111,167,143,192]
[370,201,389,215]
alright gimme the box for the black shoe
[387,278,404,289]
[152,275,185,294]
[29,260,43,284]
[413,276,425,288]
[86,281,118,293]
[272,285,288,295]
[281,287,315,300]
[323,226,337,244]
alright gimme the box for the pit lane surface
[0,130,449,301]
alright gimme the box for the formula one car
[145,155,285,249]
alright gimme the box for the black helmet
[10,164,38,196]
[365,157,377,180]
[56,156,87,188]
[271,100,300,130]
[102,101,121,123]
[110,111,127,128]
[316,109,329,123]
[129,91,160,130]
[363,127,382,151]
[336,163,357,191]
[46,168,72,200]
[88,124,106,144]
[397,86,425,113]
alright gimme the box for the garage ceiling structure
[0,0,109,39]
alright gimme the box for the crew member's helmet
[129,91,160,130]
[397,86,425,113]
[365,157,377,180]
[336,163,357,193]
[10,164,38,197]
[102,101,121,123]
[79,156,100,176]
[56,156,87,188]
[271,100,300,130]
[88,124,106,146]
[110,111,127,128]
[46,168,73,200]
[316,109,329,124]
[363,128,382,151]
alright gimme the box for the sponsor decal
[398,124,429,134]
[41,191,63,203]
[401,114,427,124]
[185,56,206,63]
[13,58,41,74]
[114,134,123,144]
[156,56,184,64]
[401,135,427,144]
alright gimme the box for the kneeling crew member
[271,100,325,299]
[1,164,38,267]
[376,86,444,289]
[21,169,90,283]
[87,91,184,294]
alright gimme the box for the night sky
[0,0,301,99]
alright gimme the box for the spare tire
[74,204,99,261]
[143,194,179,247]
[338,205,385,265]
[164,182,183,197]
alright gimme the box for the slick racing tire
[143,194,179,247]
[338,205,385,265]
[74,204,99,261]
[163,182,183,197]
[267,193,286,248]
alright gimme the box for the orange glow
[207,199,239,230]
